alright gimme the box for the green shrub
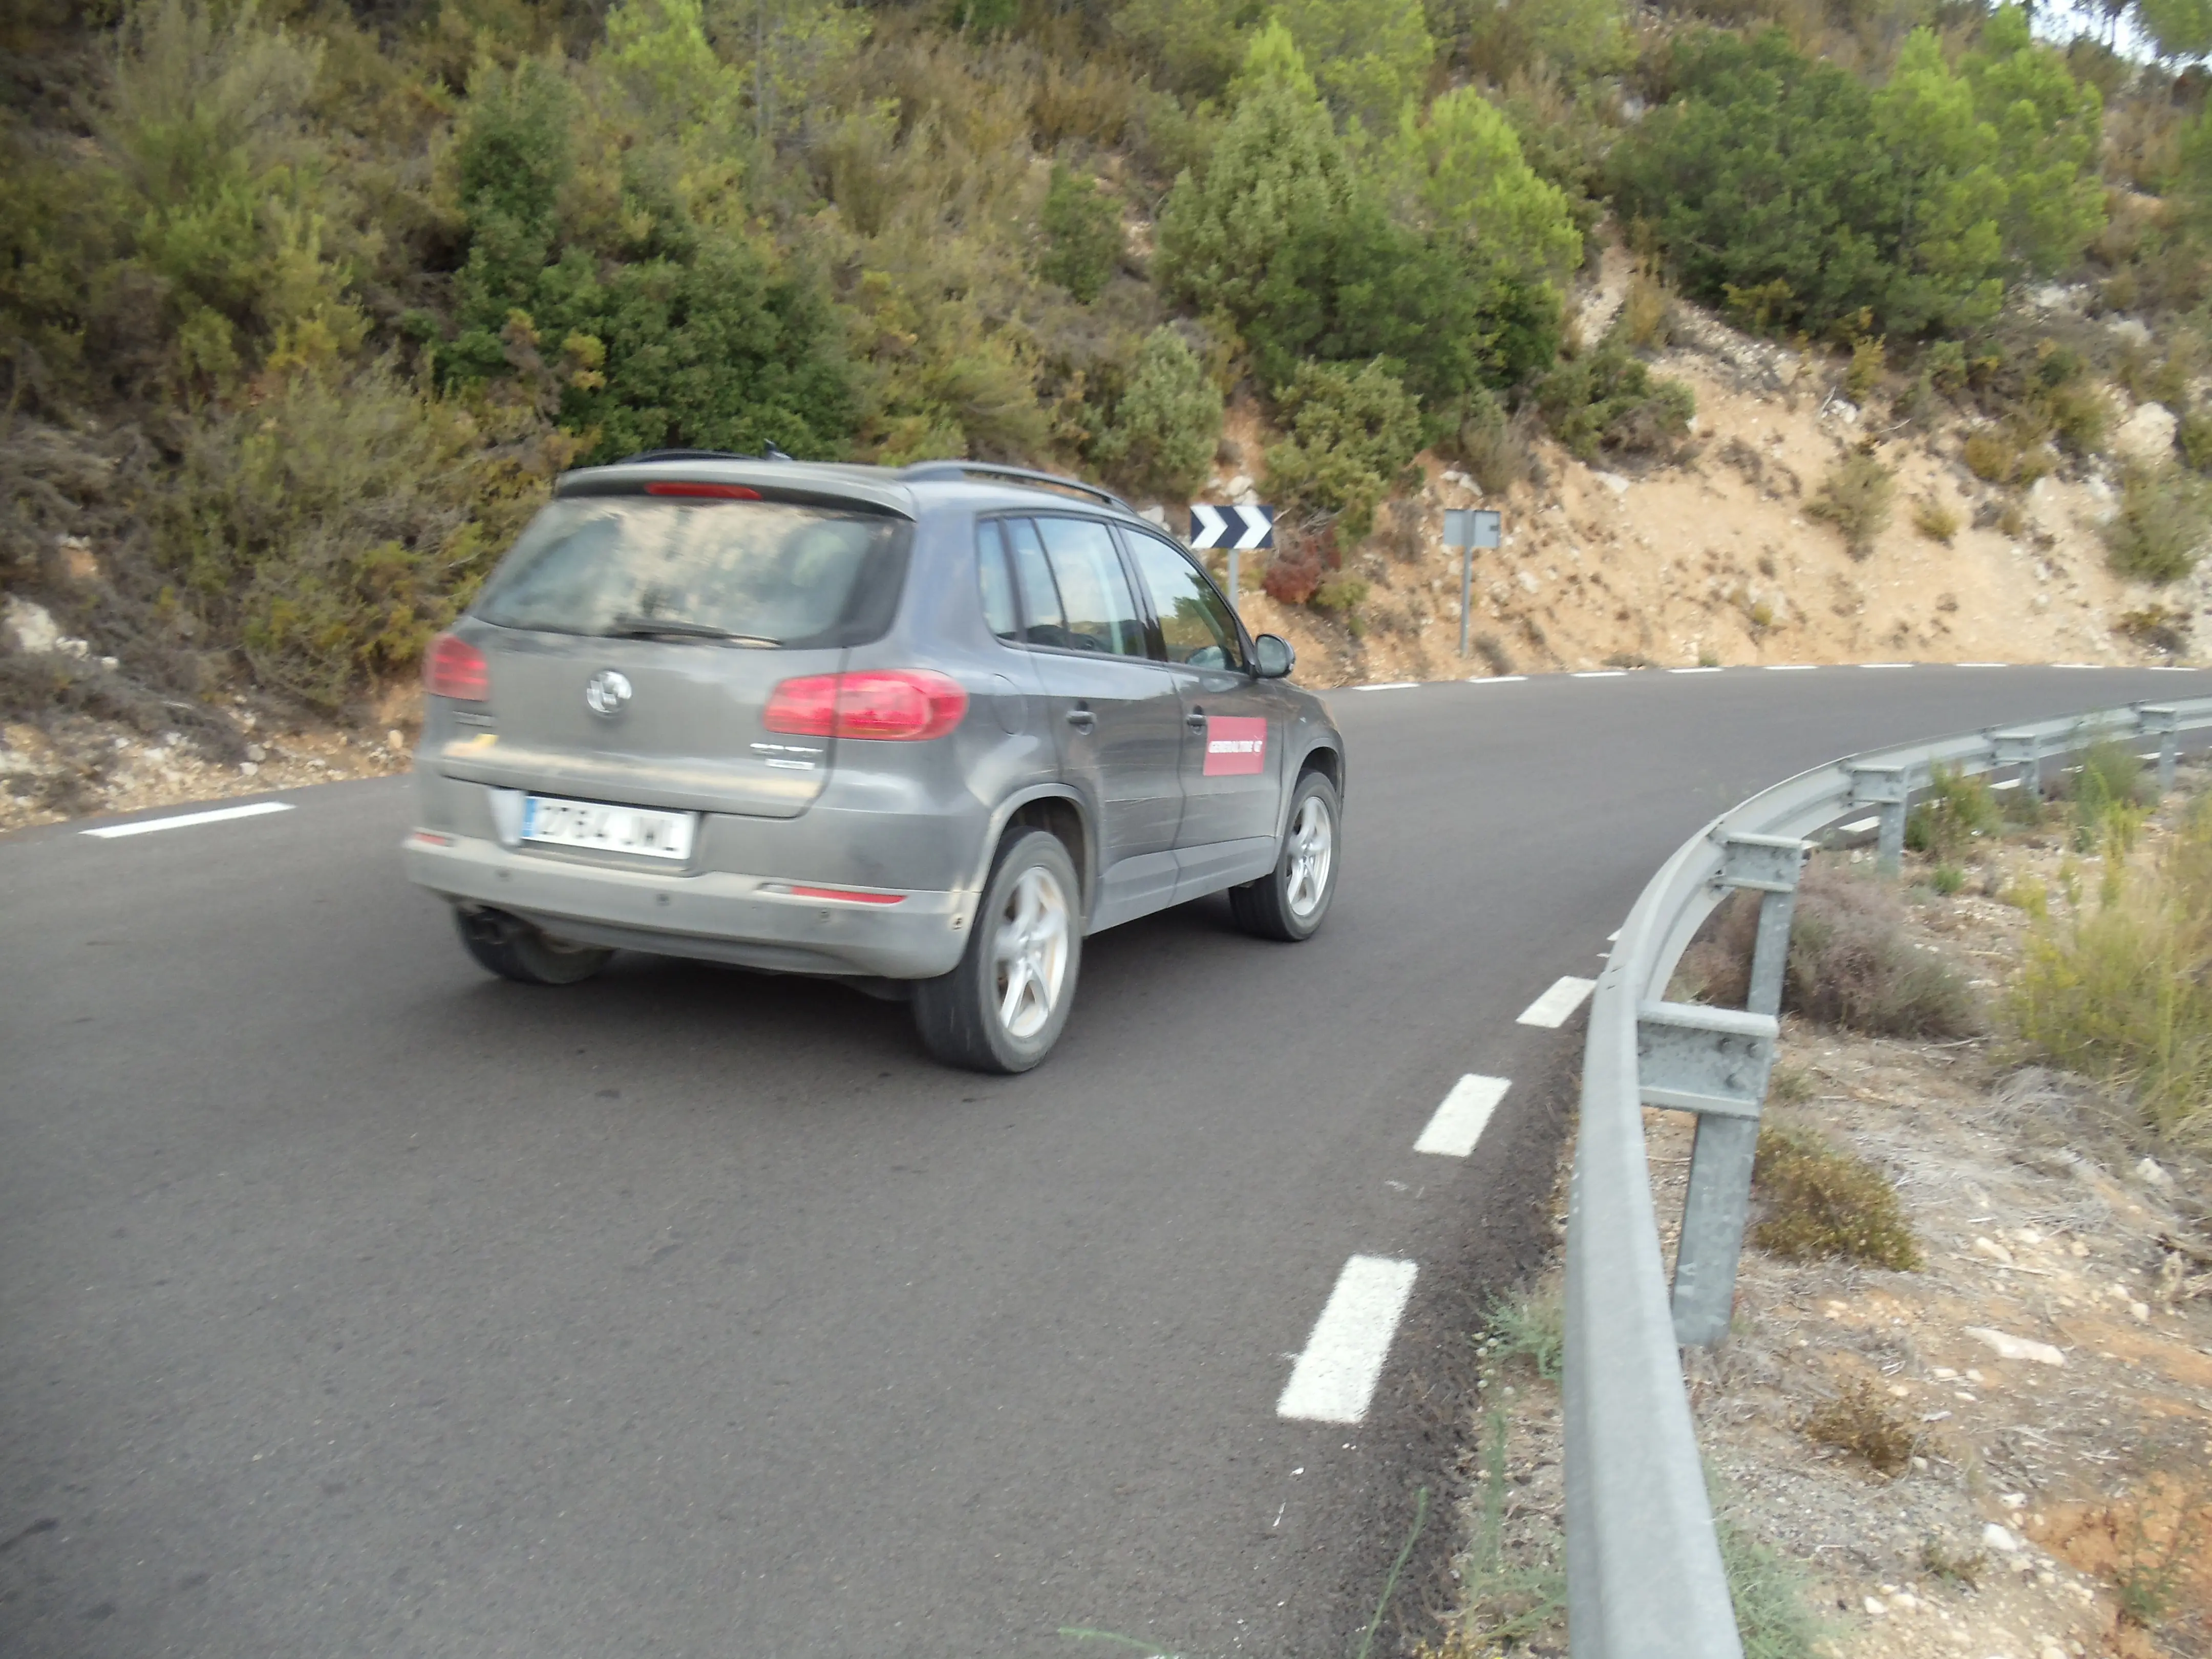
[1752,1122,1923,1270]
[1613,16,2103,341]
[1912,494,1961,542]
[1261,358,1423,540]
[1088,327,1222,497]
[1803,1375,1917,1472]
[1036,165,1122,304]
[1806,452,1894,558]
[156,365,525,711]
[1907,764,2003,863]
[1532,342,1694,461]
[2180,409,2212,472]
[2103,464,2211,584]
[1786,862,1985,1037]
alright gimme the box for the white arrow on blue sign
[1189,504,1274,550]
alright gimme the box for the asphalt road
[4,663,2202,1659]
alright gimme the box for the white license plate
[521,795,696,860]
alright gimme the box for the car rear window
[473,496,908,647]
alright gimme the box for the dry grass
[1910,493,1961,544]
[1751,1119,1922,1270]
[1802,1374,1917,1475]
[1805,452,1894,558]
[2014,791,2212,1143]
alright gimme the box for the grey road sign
[1443,508,1501,549]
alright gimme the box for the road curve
[3,664,2200,1659]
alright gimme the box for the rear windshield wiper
[606,614,780,646]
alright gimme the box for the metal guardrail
[1563,695,2212,1658]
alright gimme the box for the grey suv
[402,453,1346,1072]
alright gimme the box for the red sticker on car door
[1202,715,1268,776]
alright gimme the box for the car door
[999,515,1187,930]
[1119,527,1286,898]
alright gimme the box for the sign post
[1442,507,1502,658]
[1189,504,1275,618]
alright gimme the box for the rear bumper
[403,832,975,979]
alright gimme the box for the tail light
[764,670,968,741]
[645,481,761,500]
[424,633,488,701]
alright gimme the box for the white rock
[1973,1236,2017,1266]
[1517,569,1540,592]
[56,635,88,659]
[98,655,118,671]
[1138,503,1166,527]
[1594,471,1631,495]
[4,595,62,654]
[1224,473,1252,498]
[1966,1327,2066,1367]
[387,728,406,751]
[2113,402,2178,465]
[2001,1492,2027,1508]
[2135,1156,2175,1191]
[245,743,267,762]
[2109,316,2153,348]
[239,760,259,777]
[1983,1521,2022,1552]
[1863,1596,1888,1617]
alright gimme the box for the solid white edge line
[1277,1256,1419,1424]
[1839,816,1880,833]
[1416,1074,1511,1158]
[1466,674,1526,684]
[1517,975,1597,1028]
[81,800,294,839]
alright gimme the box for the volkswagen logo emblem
[584,669,633,717]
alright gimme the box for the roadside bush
[1786,862,1984,1037]
[1912,494,1961,543]
[1906,764,2003,863]
[1802,1374,1918,1472]
[1087,327,1222,498]
[2066,738,2152,855]
[155,365,520,711]
[2103,464,2211,584]
[1035,165,1122,304]
[2014,793,2212,1143]
[2116,603,2191,654]
[1262,358,1423,541]
[1806,452,1894,558]
[1754,1122,1923,1271]
[1531,341,1694,462]
[1452,389,1536,496]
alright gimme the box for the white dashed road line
[1571,670,1626,678]
[1353,681,1422,692]
[1415,1075,1511,1158]
[1669,666,1722,674]
[1277,1256,1420,1424]
[1466,674,1526,684]
[1955,662,2008,668]
[1763,664,1817,671]
[1517,975,1596,1028]
[81,801,294,840]
[1859,662,1912,669]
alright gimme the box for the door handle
[1065,708,1096,732]
[1185,712,1208,732]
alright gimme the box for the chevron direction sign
[1189,504,1274,550]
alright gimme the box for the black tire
[913,828,1082,1074]
[454,907,613,986]
[1230,770,1339,942]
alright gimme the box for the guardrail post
[1642,999,1779,1348]
[1850,764,1910,873]
[1991,729,2041,802]
[2140,705,2180,794]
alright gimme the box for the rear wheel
[1230,770,1338,942]
[455,908,613,986]
[913,828,1081,1073]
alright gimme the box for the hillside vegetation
[4,0,2212,756]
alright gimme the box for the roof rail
[618,445,792,464]
[899,461,1136,516]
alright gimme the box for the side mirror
[1251,633,1295,679]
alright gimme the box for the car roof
[556,455,1149,527]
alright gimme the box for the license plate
[521,794,696,860]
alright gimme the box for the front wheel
[1230,771,1339,942]
[913,828,1082,1073]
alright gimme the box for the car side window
[1124,531,1244,670]
[977,521,1019,643]
[1034,517,1147,657]
[1003,518,1068,647]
